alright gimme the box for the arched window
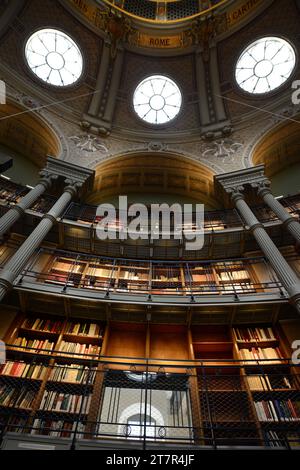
[133,75,182,124]
[235,37,296,94]
[126,414,156,438]
[25,28,83,87]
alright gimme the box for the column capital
[215,165,266,196]
[251,178,272,197]
[44,156,95,195]
[225,186,245,203]
[38,171,58,189]
[64,180,84,198]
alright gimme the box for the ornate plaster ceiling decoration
[99,0,230,23]
[59,0,275,52]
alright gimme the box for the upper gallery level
[0,242,299,308]
[1,172,299,261]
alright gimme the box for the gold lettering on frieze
[226,0,262,27]
[138,34,182,49]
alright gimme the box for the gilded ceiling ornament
[185,13,228,51]
[95,9,135,58]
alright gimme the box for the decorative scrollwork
[158,426,166,439]
[123,424,132,437]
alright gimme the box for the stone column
[254,180,300,244]
[0,172,57,237]
[0,180,82,301]
[230,188,300,314]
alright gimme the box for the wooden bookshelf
[1,313,299,447]
[42,255,261,297]
[191,325,262,446]
[0,313,106,438]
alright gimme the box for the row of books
[0,385,36,408]
[254,400,300,422]
[12,338,55,353]
[64,322,102,337]
[265,431,300,448]
[234,327,276,342]
[5,416,29,433]
[31,419,85,438]
[247,374,292,391]
[59,341,101,358]
[1,361,47,380]
[218,270,249,282]
[40,391,91,414]
[48,365,96,384]
[21,318,62,333]
[10,338,101,357]
[52,261,84,274]
[239,347,283,363]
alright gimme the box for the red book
[288,400,298,419]
[11,362,20,376]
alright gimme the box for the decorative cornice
[45,156,95,193]
[215,164,267,193]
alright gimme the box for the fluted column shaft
[0,174,56,237]
[257,186,300,244]
[232,192,300,314]
[0,182,81,301]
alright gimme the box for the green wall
[95,193,214,210]
[0,145,40,186]
[271,163,300,197]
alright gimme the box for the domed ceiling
[62,0,274,53]
[98,0,229,23]
[0,0,299,185]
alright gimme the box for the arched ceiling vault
[252,116,300,178]
[0,101,61,168]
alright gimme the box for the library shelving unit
[39,253,265,298]
[188,324,300,448]
[233,325,300,448]
[0,314,105,439]
[0,313,299,448]
[190,325,261,447]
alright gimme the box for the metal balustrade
[0,350,299,450]
[7,248,288,303]
[1,176,300,233]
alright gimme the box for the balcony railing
[1,176,300,233]
[0,349,299,450]
[7,248,289,304]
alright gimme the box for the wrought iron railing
[7,247,288,301]
[1,176,300,233]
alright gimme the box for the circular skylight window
[25,29,83,87]
[133,75,182,125]
[235,37,296,94]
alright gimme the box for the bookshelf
[0,314,299,448]
[42,255,262,297]
[189,325,260,446]
[233,324,300,448]
[45,257,87,288]
[0,313,105,438]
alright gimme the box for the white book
[269,401,279,422]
